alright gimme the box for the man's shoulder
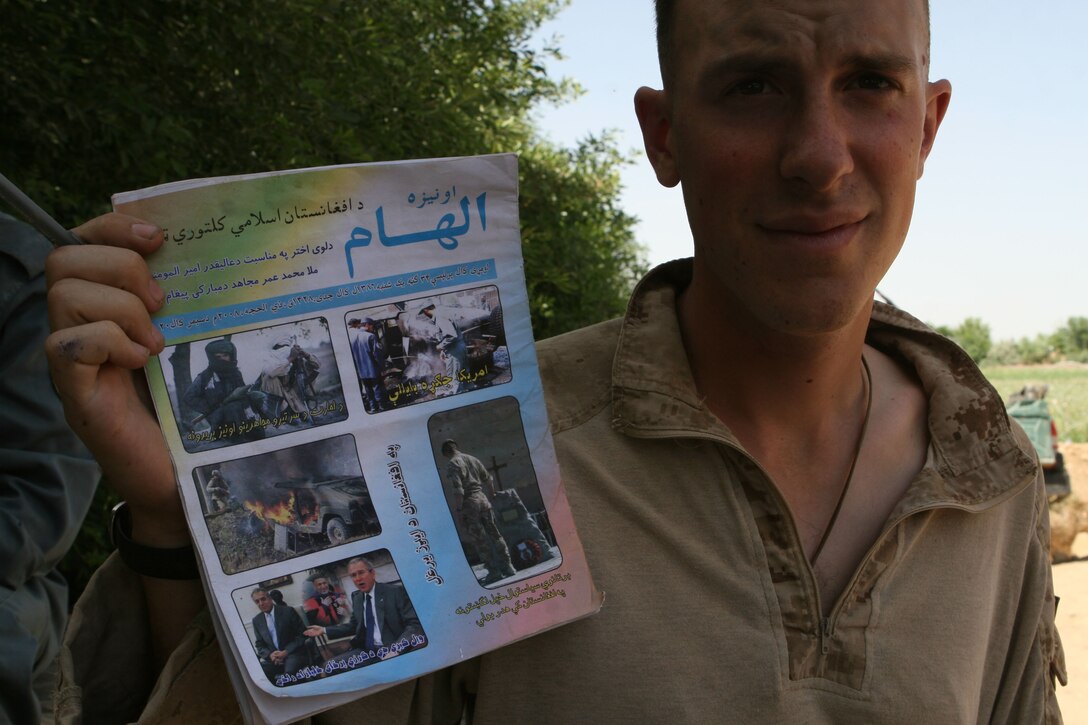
[374,582,409,607]
[376,581,405,595]
[536,317,623,434]
[868,302,1037,491]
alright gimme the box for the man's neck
[677,276,872,452]
[676,263,930,613]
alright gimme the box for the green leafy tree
[1,0,644,334]
[932,317,992,364]
[953,317,992,364]
[2,0,646,601]
[1051,316,1088,356]
[1014,334,1053,365]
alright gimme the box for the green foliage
[988,334,1055,366]
[4,0,646,603]
[933,317,992,364]
[520,135,644,338]
[1051,317,1088,356]
[1,0,644,333]
[2,1,540,216]
[1014,334,1056,365]
[984,339,1021,367]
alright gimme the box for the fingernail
[132,223,160,240]
[149,279,165,305]
[152,327,166,350]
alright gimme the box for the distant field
[981,364,1088,443]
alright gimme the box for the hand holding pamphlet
[112,154,601,724]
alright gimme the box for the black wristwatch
[109,501,200,580]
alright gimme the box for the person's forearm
[131,513,206,668]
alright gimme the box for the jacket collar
[610,259,1037,509]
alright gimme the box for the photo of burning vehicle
[194,435,380,574]
[428,397,561,587]
[344,285,512,413]
[160,317,349,453]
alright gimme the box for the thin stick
[0,171,84,246]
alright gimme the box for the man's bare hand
[45,212,186,545]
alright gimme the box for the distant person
[0,213,99,724]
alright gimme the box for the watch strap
[109,501,200,580]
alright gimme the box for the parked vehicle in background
[1006,385,1072,500]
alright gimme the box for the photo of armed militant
[162,317,348,452]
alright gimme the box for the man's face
[313,578,331,594]
[637,0,949,335]
[252,591,273,613]
[348,561,376,593]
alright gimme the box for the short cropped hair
[347,556,374,571]
[653,0,931,84]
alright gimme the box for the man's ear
[634,86,680,188]
[918,78,952,179]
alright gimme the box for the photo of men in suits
[249,588,309,683]
[304,556,425,664]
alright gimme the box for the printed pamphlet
[114,154,602,724]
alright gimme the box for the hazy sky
[533,1,1087,341]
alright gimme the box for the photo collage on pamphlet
[115,155,600,717]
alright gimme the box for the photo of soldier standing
[441,439,517,585]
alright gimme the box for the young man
[46,0,1062,721]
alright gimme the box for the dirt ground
[1051,442,1088,721]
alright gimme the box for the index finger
[72,211,165,256]
[47,212,167,313]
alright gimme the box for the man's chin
[759,295,875,337]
